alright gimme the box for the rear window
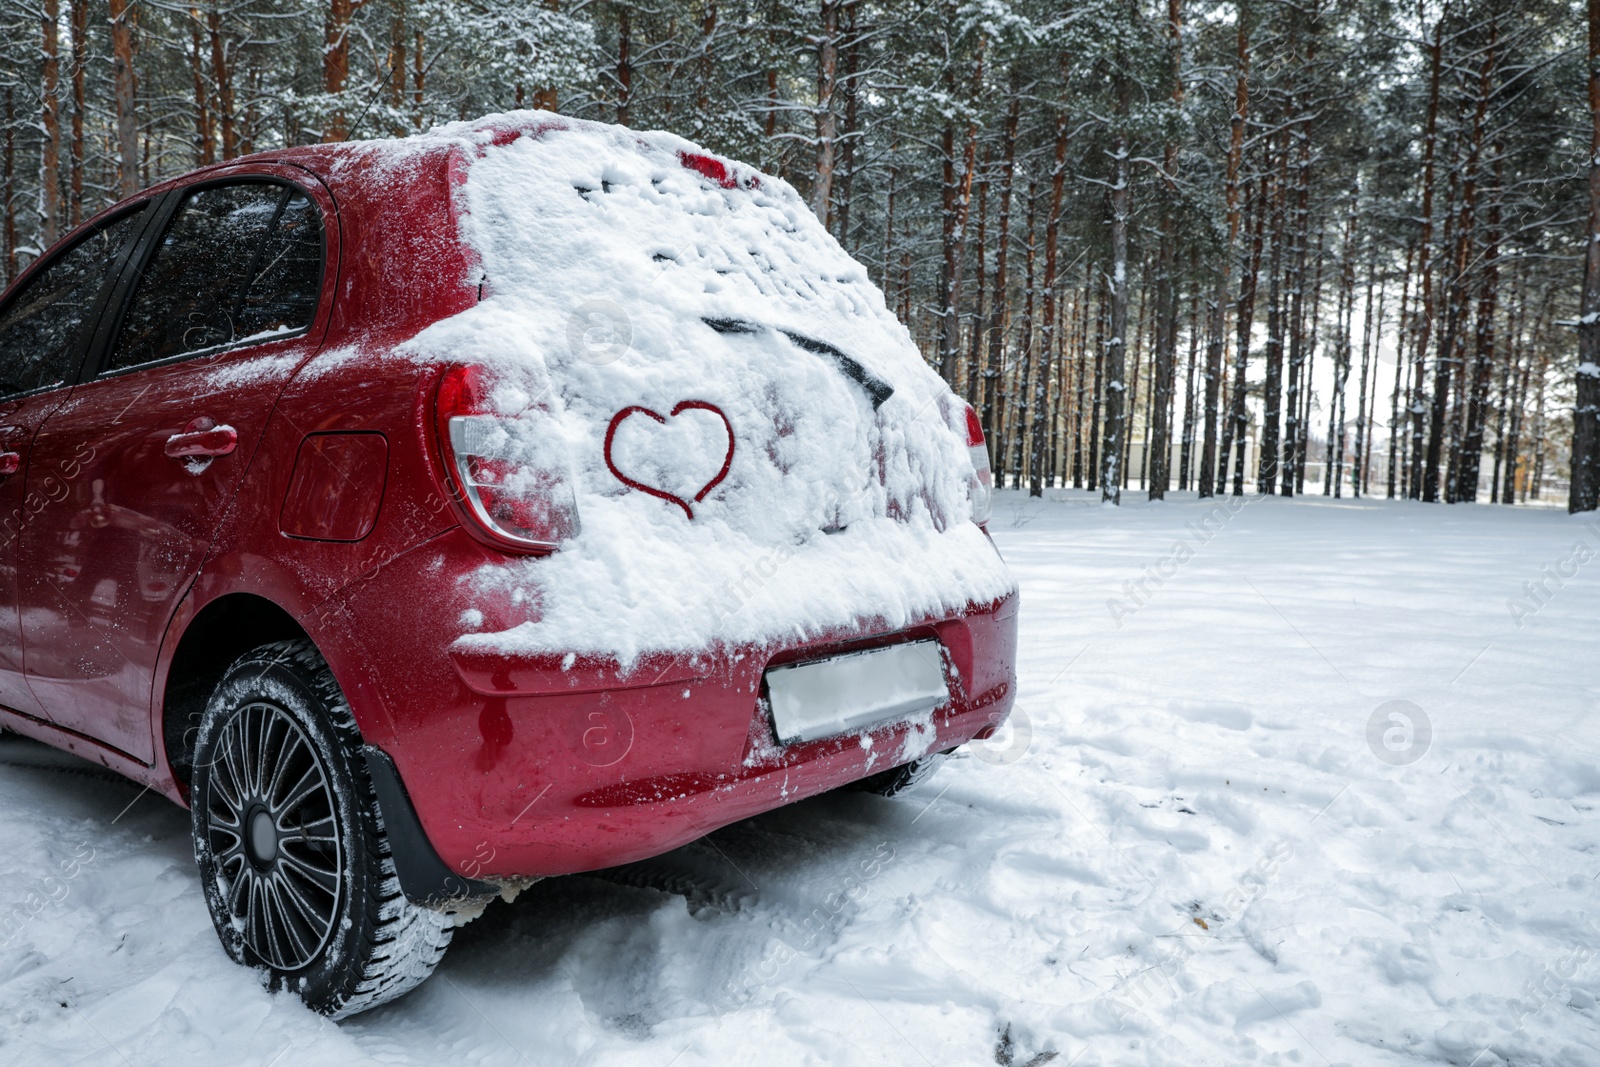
[457,124,892,359]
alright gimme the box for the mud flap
[363,745,497,907]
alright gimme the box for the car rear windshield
[457,123,904,378]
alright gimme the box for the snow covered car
[0,112,1018,1016]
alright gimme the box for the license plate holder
[764,639,949,744]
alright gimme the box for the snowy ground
[3,488,1599,1066]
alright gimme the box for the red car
[0,112,1017,1016]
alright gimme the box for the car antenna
[346,45,452,142]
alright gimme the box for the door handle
[0,452,19,476]
[165,421,238,460]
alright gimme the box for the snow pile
[365,112,1013,662]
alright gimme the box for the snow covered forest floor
[3,489,1599,1066]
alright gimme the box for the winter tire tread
[190,638,453,1019]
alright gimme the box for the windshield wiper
[704,317,894,411]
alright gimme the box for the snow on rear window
[458,119,893,364]
[390,112,1013,663]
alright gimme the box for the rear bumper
[338,530,1017,882]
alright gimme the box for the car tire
[189,639,453,1018]
[851,750,949,798]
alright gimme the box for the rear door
[0,205,151,721]
[20,172,334,760]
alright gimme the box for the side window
[0,207,146,398]
[108,181,323,373]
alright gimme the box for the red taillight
[434,365,580,553]
[678,150,760,190]
[960,402,992,525]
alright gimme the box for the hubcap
[247,808,278,865]
[205,702,342,971]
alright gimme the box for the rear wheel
[851,750,949,798]
[190,639,452,1017]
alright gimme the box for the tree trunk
[1031,83,1069,496]
[834,3,862,253]
[1460,148,1502,501]
[1281,178,1306,497]
[1410,12,1445,499]
[413,29,427,128]
[1363,281,1384,493]
[1352,254,1375,497]
[240,63,259,153]
[1088,274,1106,490]
[1435,33,1493,503]
[1223,170,1268,495]
[1100,53,1131,504]
[68,0,86,225]
[764,53,778,142]
[1075,282,1091,487]
[982,75,1021,461]
[1127,267,1148,489]
[812,0,839,223]
[1011,183,1038,489]
[108,0,139,196]
[387,10,407,118]
[40,0,62,248]
[3,87,15,280]
[938,130,959,379]
[881,146,899,309]
[967,155,988,405]
[1148,0,1184,500]
[696,0,717,122]
[1257,132,1288,494]
[1573,0,1600,512]
[1298,227,1325,493]
[616,4,632,125]
[1531,357,1549,499]
[1325,204,1355,496]
[1429,166,1478,501]
[1180,278,1200,490]
[323,0,355,140]
[1280,27,1314,498]
[190,13,214,163]
[1387,246,1413,498]
[1140,288,1155,487]
[1201,0,1249,498]
[1333,359,1349,496]
[1490,280,1512,504]
[937,36,985,385]
[209,3,238,159]
[1505,354,1528,505]
[382,24,406,124]
[1049,296,1071,486]
[897,220,912,325]
[1335,198,1359,495]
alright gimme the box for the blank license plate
[765,640,949,744]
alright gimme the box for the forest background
[3,0,1596,508]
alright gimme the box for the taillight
[678,150,760,190]
[434,365,580,553]
[961,402,992,525]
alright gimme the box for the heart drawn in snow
[604,400,735,519]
